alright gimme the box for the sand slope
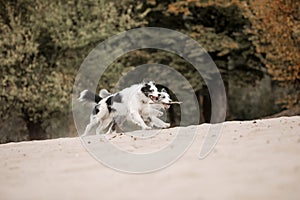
[1,116,300,200]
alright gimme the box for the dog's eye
[150,89,154,92]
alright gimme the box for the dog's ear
[147,80,155,85]
[141,83,150,96]
[161,88,167,93]
[141,79,147,85]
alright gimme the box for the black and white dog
[79,81,169,136]
[139,88,172,129]
[100,87,172,132]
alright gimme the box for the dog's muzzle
[149,95,159,102]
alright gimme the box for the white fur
[99,86,172,130]
[141,88,172,129]
[80,81,161,136]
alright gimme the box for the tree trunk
[26,121,46,140]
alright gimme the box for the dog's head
[141,81,159,102]
[158,88,172,109]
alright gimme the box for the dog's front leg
[150,116,170,128]
[130,111,151,130]
[150,109,164,117]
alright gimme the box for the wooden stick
[150,101,183,105]
[167,101,183,104]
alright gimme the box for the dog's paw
[81,131,90,137]
[142,125,152,130]
[163,123,170,128]
[148,122,155,128]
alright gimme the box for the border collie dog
[101,87,172,133]
[78,81,162,136]
[140,88,172,129]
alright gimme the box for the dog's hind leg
[94,107,111,135]
[95,122,103,135]
[105,122,116,134]
[82,117,99,136]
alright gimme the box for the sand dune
[1,116,300,200]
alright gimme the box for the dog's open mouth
[149,95,159,102]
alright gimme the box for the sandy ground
[0,116,300,200]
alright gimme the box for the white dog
[99,87,172,131]
[140,88,172,128]
[79,81,160,136]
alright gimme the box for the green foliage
[164,0,299,106]
[0,0,145,141]
[245,0,300,108]
[0,0,299,142]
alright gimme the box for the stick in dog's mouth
[167,101,183,105]
[150,101,183,105]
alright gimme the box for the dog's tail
[99,89,111,98]
[78,90,102,104]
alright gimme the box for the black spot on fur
[81,90,102,103]
[141,84,151,97]
[92,106,99,115]
[106,96,113,113]
[112,93,122,103]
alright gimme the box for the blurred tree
[0,0,145,141]
[0,0,299,142]
[109,0,299,119]
[245,0,300,109]
[105,0,263,121]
